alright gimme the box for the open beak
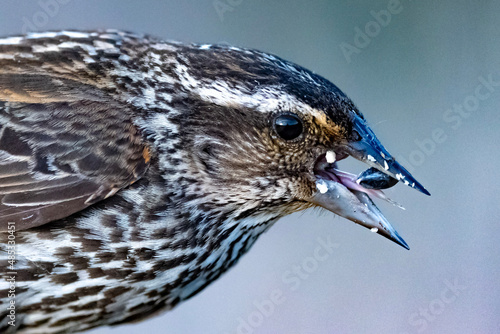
[311,114,430,250]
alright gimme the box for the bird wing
[0,73,150,232]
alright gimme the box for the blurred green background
[1,1,498,333]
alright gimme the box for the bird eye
[273,114,303,141]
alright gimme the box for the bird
[0,30,429,333]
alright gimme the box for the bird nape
[0,30,429,333]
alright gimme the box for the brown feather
[0,73,150,232]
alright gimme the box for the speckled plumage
[0,30,428,333]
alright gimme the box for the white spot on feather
[150,42,178,51]
[32,44,60,53]
[27,31,58,39]
[94,40,116,50]
[60,31,89,38]
[58,41,98,56]
[0,37,23,45]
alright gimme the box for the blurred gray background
[1,0,498,333]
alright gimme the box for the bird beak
[313,179,410,249]
[311,113,429,250]
[346,114,430,196]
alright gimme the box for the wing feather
[0,74,150,232]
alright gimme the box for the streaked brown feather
[0,73,150,232]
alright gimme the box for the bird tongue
[312,159,408,249]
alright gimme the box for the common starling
[0,30,429,333]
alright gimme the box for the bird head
[162,44,429,249]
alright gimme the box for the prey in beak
[311,113,430,250]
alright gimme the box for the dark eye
[274,114,303,141]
